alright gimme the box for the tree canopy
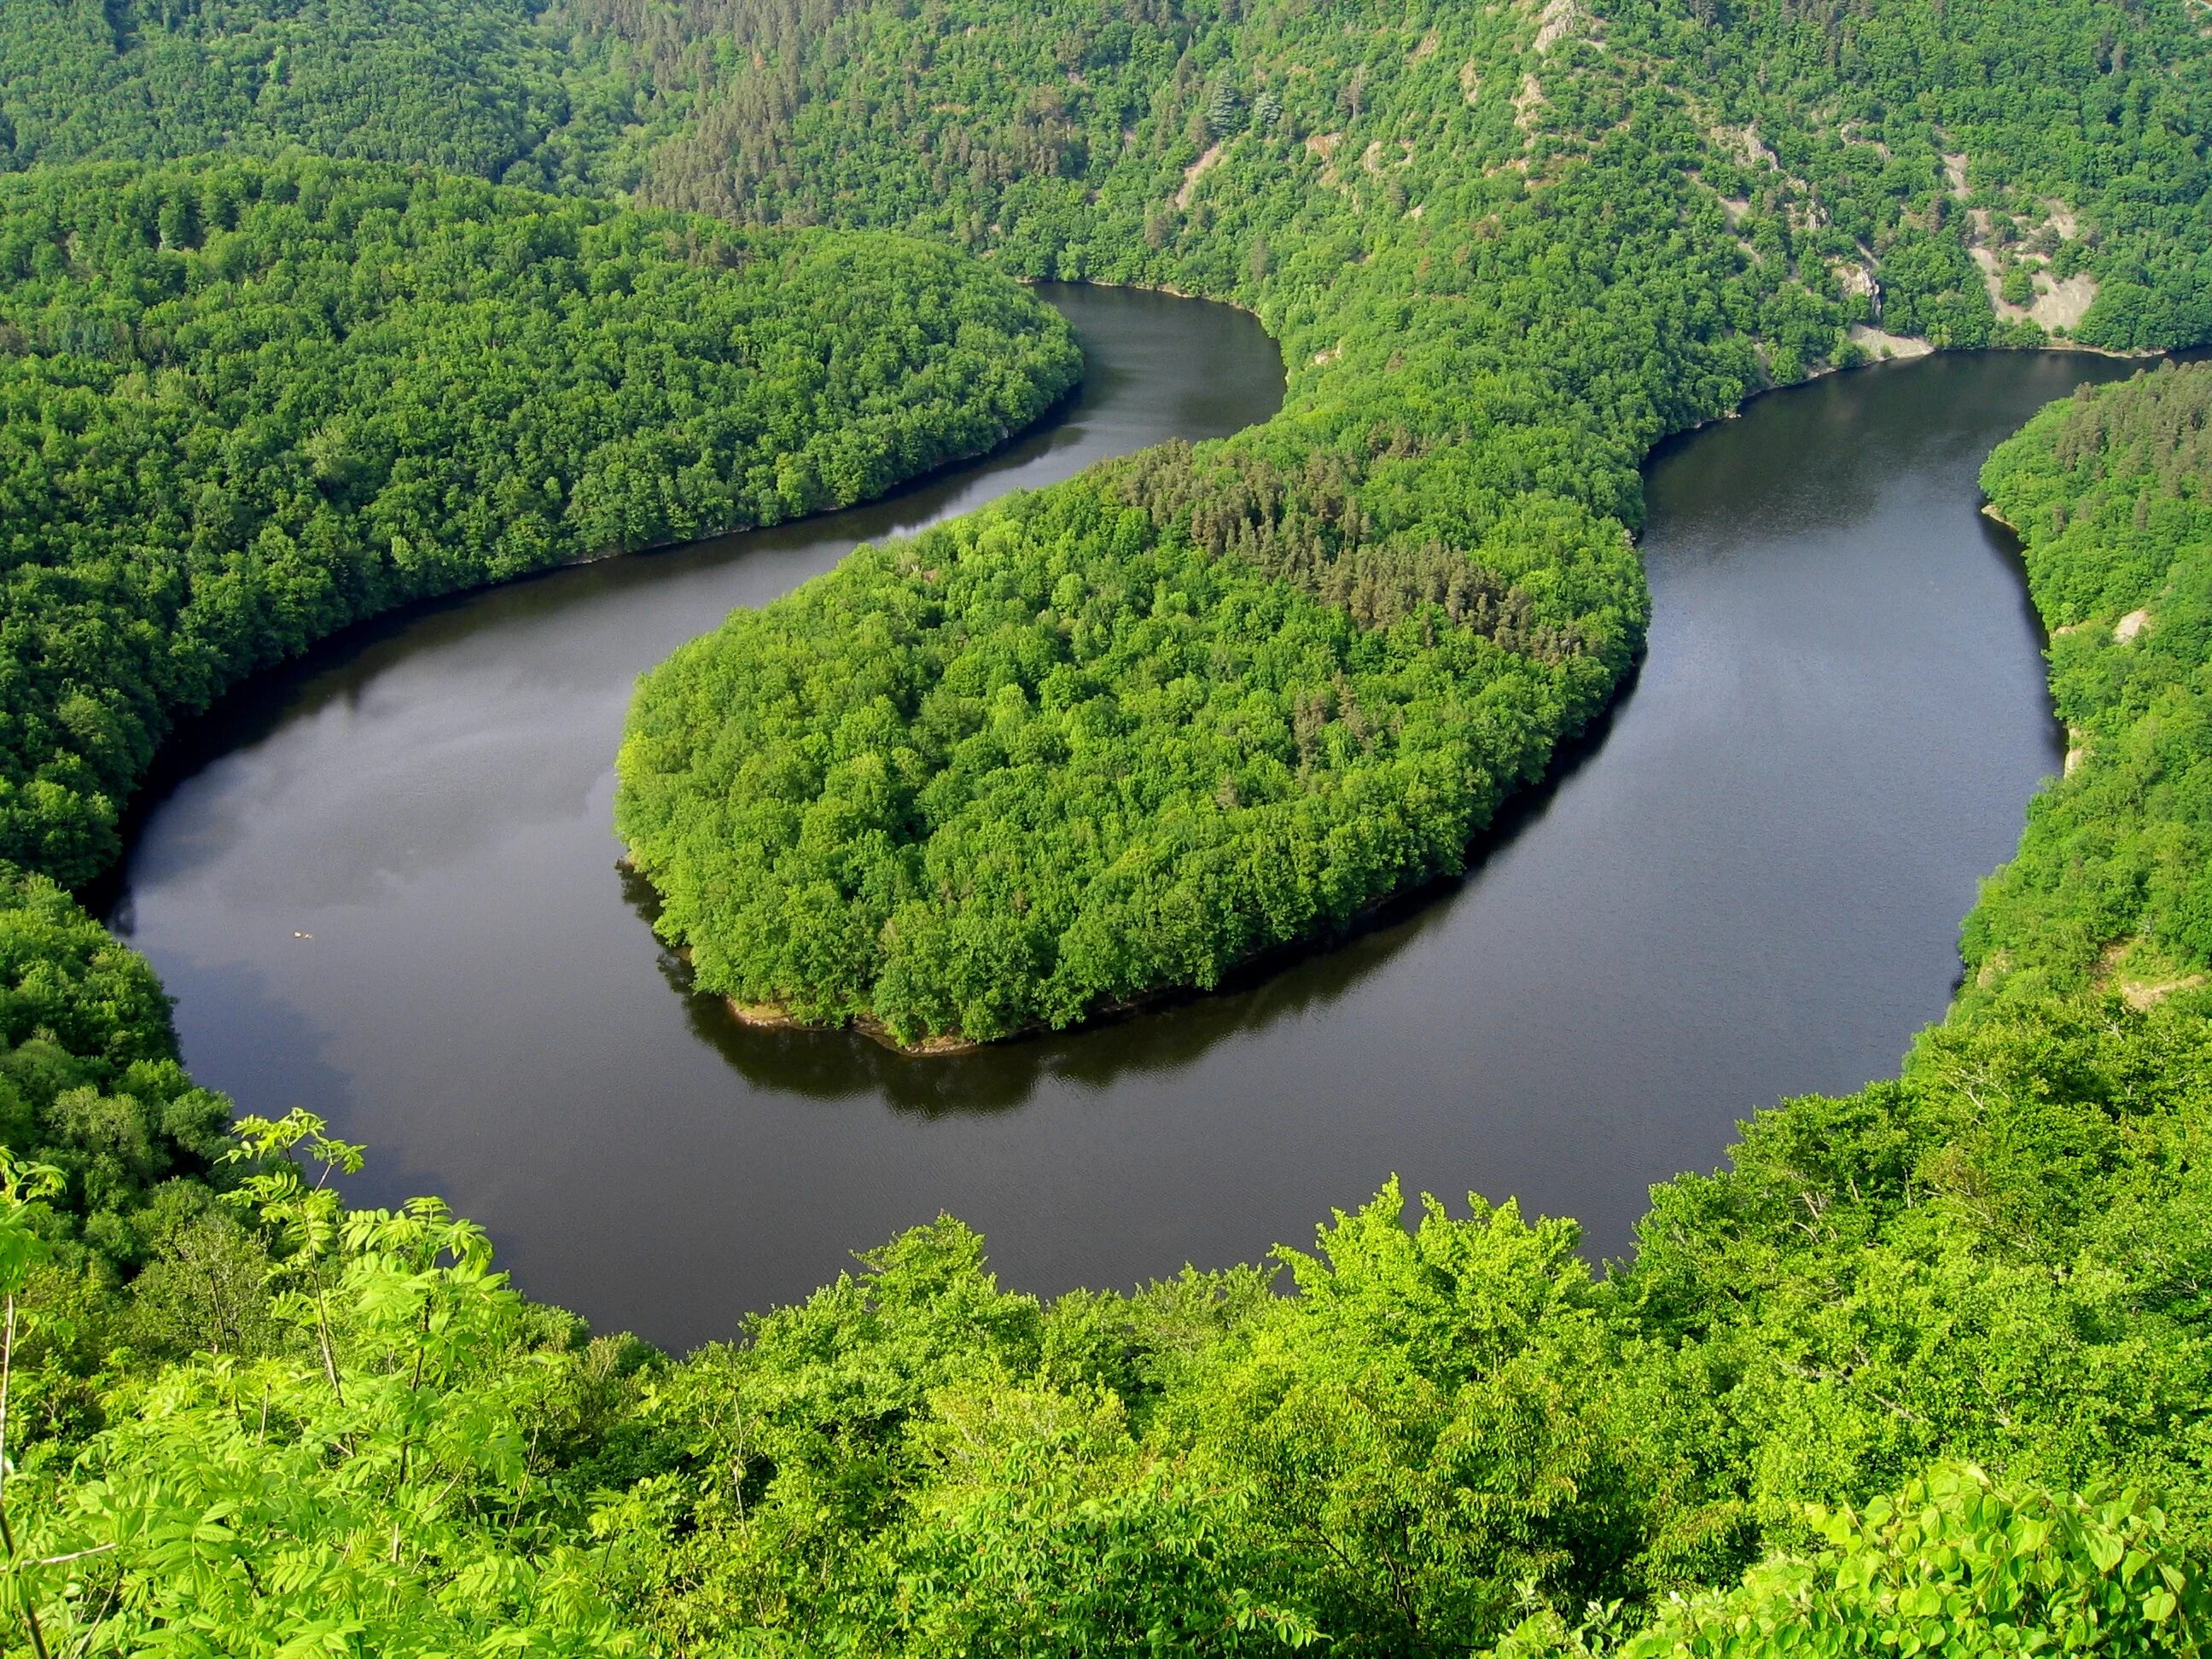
[0,153,1078,884]
[615,0,2212,1043]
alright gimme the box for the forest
[615,0,2212,1040]
[0,0,2208,1651]
[0,153,1078,884]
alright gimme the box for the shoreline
[699,757,1607,1058]
[86,302,1087,918]
[649,317,2180,1062]
[727,999,988,1056]
[1652,333,2168,459]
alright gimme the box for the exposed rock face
[1848,323,1932,360]
[1533,0,1579,52]
[1175,141,1224,209]
[1942,154,2102,335]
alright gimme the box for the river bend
[111,292,2139,1350]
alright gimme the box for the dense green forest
[0,154,1078,884]
[0,0,2209,1650]
[612,0,2212,1040]
[0,0,561,181]
[1968,363,2212,1015]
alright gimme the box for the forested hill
[1969,360,2212,1015]
[614,0,2212,1045]
[618,0,2212,354]
[0,1,562,179]
[0,154,1079,885]
[12,1,2211,357]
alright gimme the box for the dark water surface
[113,300,2144,1350]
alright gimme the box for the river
[108,290,2147,1351]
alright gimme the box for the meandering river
[110,288,2149,1350]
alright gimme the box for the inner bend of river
[109,287,2145,1352]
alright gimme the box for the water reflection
[626,679,1639,1115]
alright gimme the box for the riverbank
[120,332,2123,1340]
[700,338,2167,1059]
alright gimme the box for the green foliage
[1968,364,2212,1010]
[1877,229,1995,348]
[0,1116,654,1657]
[0,0,556,182]
[1504,1465,2212,1656]
[0,863,229,1274]
[0,153,1078,884]
[1156,1186,1644,1652]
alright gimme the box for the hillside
[1968,362,2212,1016]
[0,154,1078,886]
[0,0,562,179]
[614,0,2212,1044]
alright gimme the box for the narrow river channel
[109,290,2150,1351]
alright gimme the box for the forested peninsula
[0,0,2209,1652]
[613,0,2212,1045]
